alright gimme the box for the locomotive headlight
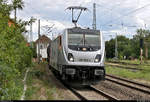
[94,54,101,63]
[95,59,99,62]
[68,53,74,62]
[70,57,74,62]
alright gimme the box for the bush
[0,17,32,99]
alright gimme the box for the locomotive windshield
[68,29,101,51]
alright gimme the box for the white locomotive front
[48,27,105,85]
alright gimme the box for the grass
[12,67,29,100]
[106,59,150,70]
[25,62,63,100]
[106,59,150,83]
[106,65,150,82]
[107,59,150,65]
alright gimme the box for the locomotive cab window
[68,30,101,51]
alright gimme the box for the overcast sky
[9,0,150,41]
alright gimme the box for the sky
[9,0,150,41]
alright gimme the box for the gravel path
[21,68,30,100]
[45,65,79,100]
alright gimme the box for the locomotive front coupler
[62,74,66,80]
[82,71,87,79]
[62,67,67,80]
[82,71,88,85]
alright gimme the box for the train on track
[47,27,105,85]
[47,6,105,85]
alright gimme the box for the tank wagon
[47,27,105,85]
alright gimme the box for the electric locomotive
[47,6,105,85]
[47,27,105,85]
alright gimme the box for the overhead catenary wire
[98,2,150,38]
[96,1,150,40]
[24,2,59,39]
[102,3,150,26]
[95,1,125,19]
[20,1,150,40]
[25,1,74,38]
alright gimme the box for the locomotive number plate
[79,59,91,62]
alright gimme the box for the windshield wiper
[76,38,84,46]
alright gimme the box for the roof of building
[35,35,51,44]
[8,19,15,27]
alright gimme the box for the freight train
[47,27,105,85]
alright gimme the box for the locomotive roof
[67,27,100,34]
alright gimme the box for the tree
[136,29,150,60]
[0,0,12,16]
[106,35,132,59]
[137,29,150,38]
[105,39,115,58]
[0,16,32,100]
[0,1,32,99]
[11,0,24,21]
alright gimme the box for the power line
[96,1,124,14]
[102,3,150,26]
[96,3,127,28]
[25,2,73,35]
[26,2,70,24]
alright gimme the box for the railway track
[50,66,119,100]
[106,74,150,95]
[107,61,139,66]
[63,83,119,100]
[107,61,150,66]
[89,85,119,100]
[106,63,142,71]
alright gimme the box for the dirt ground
[25,62,79,100]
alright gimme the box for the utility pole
[144,24,148,60]
[38,19,40,64]
[52,33,53,40]
[29,17,36,48]
[28,31,30,42]
[140,30,144,64]
[140,39,143,64]
[115,33,118,59]
[93,3,96,30]
[30,17,33,48]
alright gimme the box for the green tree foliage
[106,35,132,59]
[11,0,24,21]
[130,29,150,59]
[31,42,37,58]
[105,39,115,58]
[0,3,32,100]
[0,0,12,16]
[117,36,131,59]
[106,29,150,60]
